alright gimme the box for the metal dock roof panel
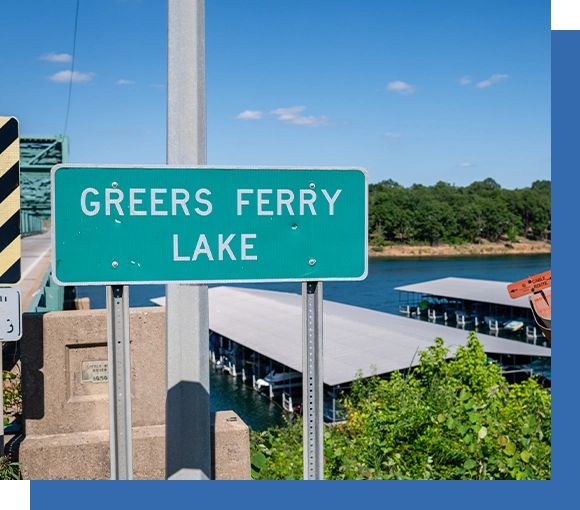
[394,277,534,309]
[208,287,550,387]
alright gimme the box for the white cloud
[270,106,305,120]
[235,110,263,120]
[48,70,95,83]
[476,74,508,88]
[458,76,472,85]
[386,81,415,95]
[383,132,402,138]
[39,52,72,63]
[270,106,329,127]
[290,115,329,127]
[458,162,477,167]
[116,79,134,85]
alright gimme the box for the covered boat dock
[395,277,547,344]
[171,286,551,421]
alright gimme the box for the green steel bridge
[16,135,73,313]
[20,134,69,235]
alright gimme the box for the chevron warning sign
[0,116,20,284]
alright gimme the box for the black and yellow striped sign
[0,116,20,284]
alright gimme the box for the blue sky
[1,0,550,188]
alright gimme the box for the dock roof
[174,286,550,387]
[394,277,534,309]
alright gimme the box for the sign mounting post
[166,0,211,480]
[302,281,324,479]
[106,285,133,479]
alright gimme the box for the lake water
[77,253,550,431]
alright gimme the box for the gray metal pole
[166,0,211,480]
[302,281,324,480]
[107,285,133,480]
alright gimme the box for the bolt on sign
[0,117,20,284]
[51,165,368,285]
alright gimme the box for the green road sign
[51,166,368,285]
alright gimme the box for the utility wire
[63,0,80,136]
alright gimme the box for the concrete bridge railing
[14,307,251,480]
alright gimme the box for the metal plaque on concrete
[51,165,368,285]
[0,285,22,341]
[81,360,109,383]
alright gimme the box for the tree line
[369,178,551,246]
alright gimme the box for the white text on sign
[80,186,344,264]
[80,187,342,217]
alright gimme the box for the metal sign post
[106,285,133,480]
[166,0,211,480]
[302,281,324,480]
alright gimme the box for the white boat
[256,369,302,390]
[255,378,269,388]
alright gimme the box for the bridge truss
[20,135,69,219]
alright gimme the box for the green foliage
[2,368,24,480]
[0,456,22,480]
[250,333,551,480]
[251,418,304,480]
[372,235,386,247]
[368,179,550,244]
[3,369,22,417]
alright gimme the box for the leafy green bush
[3,369,22,426]
[0,456,21,480]
[250,333,551,480]
[372,235,386,247]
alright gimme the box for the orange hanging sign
[507,270,551,299]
